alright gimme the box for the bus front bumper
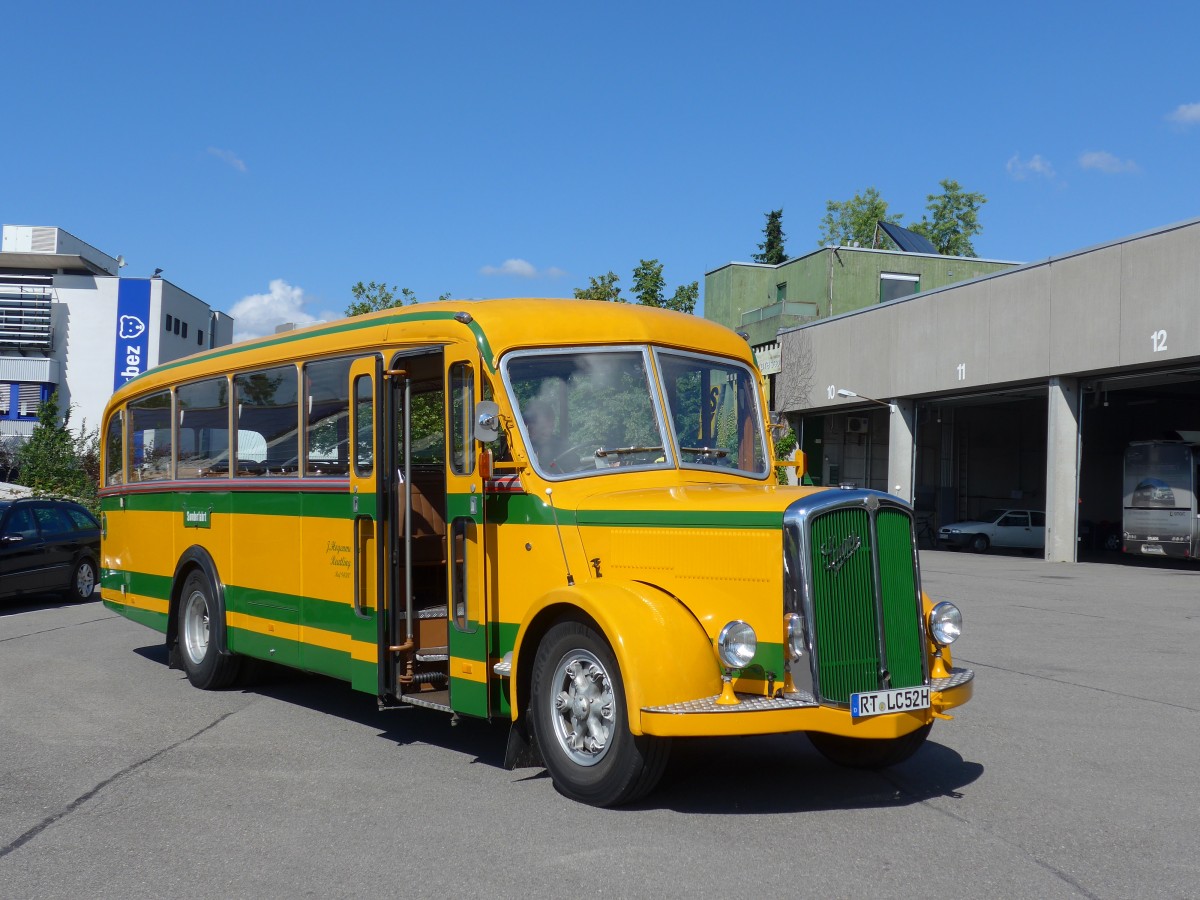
[636,667,974,738]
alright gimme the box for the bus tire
[177,570,241,690]
[529,620,669,807]
[807,722,932,769]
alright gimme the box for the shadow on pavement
[0,592,99,616]
[133,640,982,813]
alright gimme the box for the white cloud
[228,279,326,342]
[480,258,566,279]
[1079,150,1140,174]
[1166,102,1200,126]
[1006,153,1056,180]
[207,146,247,173]
[481,258,537,277]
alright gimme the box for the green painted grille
[876,508,925,690]
[808,505,923,703]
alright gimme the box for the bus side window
[128,390,173,482]
[177,377,230,478]
[104,411,124,486]
[450,362,474,476]
[305,358,353,476]
[353,374,373,476]
[234,365,299,477]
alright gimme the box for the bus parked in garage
[1123,441,1200,559]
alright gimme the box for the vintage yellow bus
[100,298,973,806]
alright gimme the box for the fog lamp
[717,620,757,668]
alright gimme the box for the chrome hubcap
[76,563,95,598]
[550,649,616,766]
[182,590,210,665]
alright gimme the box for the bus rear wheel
[177,570,241,690]
[807,723,932,769]
[530,621,669,807]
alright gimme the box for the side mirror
[474,401,501,442]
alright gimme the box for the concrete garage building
[0,224,232,445]
[772,217,1200,562]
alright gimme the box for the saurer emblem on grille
[820,533,862,573]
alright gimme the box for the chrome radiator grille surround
[783,489,929,706]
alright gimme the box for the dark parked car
[0,498,100,602]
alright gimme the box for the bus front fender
[509,580,720,735]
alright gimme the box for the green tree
[345,281,451,317]
[632,259,698,314]
[752,208,788,264]
[16,392,99,511]
[910,179,986,257]
[817,187,901,248]
[573,271,623,303]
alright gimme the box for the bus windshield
[504,346,768,479]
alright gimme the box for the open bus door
[444,351,491,719]
[347,356,386,695]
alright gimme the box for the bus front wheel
[177,570,242,690]
[529,620,669,807]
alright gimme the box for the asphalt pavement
[1,550,1198,899]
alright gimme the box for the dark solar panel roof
[879,220,938,254]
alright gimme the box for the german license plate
[851,686,930,718]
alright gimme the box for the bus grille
[804,498,925,704]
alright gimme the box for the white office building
[0,224,233,443]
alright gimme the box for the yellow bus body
[100,298,972,805]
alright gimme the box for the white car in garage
[937,509,1046,552]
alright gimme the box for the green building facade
[704,246,1017,349]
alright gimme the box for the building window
[198,330,204,345]
[776,282,787,302]
[17,383,45,418]
[181,322,188,339]
[165,314,173,331]
[880,272,920,303]
[173,318,181,335]
[0,384,10,417]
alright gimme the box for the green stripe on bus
[102,490,371,519]
[103,569,173,602]
[576,508,782,529]
[451,622,489,662]
[450,676,489,718]
[485,492,781,529]
[104,598,169,633]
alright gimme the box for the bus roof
[110,299,755,405]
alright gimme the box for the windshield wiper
[679,446,729,458]
[595,446,664,458]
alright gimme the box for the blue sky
[4,2,1199,340]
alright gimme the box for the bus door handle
[352,514,374,620]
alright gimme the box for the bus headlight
[784,613,805,661]
[929,602,962,646]
[717,621,757,668]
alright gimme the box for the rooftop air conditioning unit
[846,416,869,434]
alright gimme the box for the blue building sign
[113,279,151,392]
